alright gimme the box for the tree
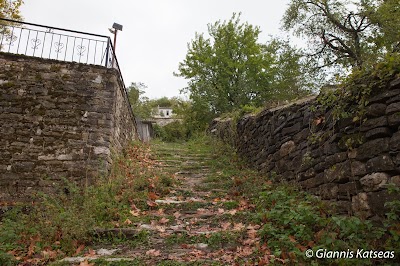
[282,0,400,73]
[127,82,153,120]
[176,13,275,115]
[175,13,310,132]
[0,0,23,20]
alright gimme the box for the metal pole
[112,30,118,68]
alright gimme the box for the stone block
[351,161,367,177]
[367,190,400,217]
[338,182,362,200]
[389,131,400,152]
[325,152,348,167]
[366,155,395,172]
[279,140,295,158]
[319,183,338,200]
[360,117,388,131]
[366,103,387,117]
[334,201,353,215]
[324,161,351,183]
[356,138,390,160]
[388,112,400,127]
[299,173,325,189]
[360,172,389,192]
[352,193,371,218]
[281,122,301,135]
[293,128,309,142]
[297,167,316,181]
[365,127,392,140]
[389,175,400,187]
[368,89,400,103]
[386,102,400,115]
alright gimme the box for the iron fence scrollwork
[0,18,117,67]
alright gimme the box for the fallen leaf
[130,209,140,217]
[159,217,170,224]
[288,235,296,243]
[147,200,158,207]
[237,246,253,256]
[146,249,161,257]
[217,208,225,214]
[124,219,133,225]
[233,222,245,231]
[85,248,96,257]
[148,192,159,200]
[228,209,237,215]
[220,222,231,231]
[74,244,85,256]
[79,260,94,266]
[41,248,58,260]
[247,228,258,239]
[173,211,181,219]
[156,225,166,233]
[243,238,256,245]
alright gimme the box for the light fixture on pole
[108,22,123,67]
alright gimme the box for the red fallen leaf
[131,203,140,211]
[243,238,256,245]
[146,249,161,257]
[180,244,192,249]
[258,255,270,266]
[85,248,96,257]
[27,235,40,257]
[288,235,296,243]
[315,229,325,242]
[148,192,159,200]
[41,248,58,260]
[308,241,315,248]
[148,181,156,190]
[296,244,307,252]
[288,251,297,260]
[74,244,85,256]
[147,200,157,207]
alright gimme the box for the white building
[153,106,174,118]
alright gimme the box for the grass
[0,141,175,265]
[1,135,399,265]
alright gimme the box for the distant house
[153,106,174,118]
[152,106,180,126]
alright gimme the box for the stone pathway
[58,142,268,265]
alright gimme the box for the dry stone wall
[209,78,400,219]
[0,53,137,201]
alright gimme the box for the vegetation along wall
[209,77,400,219]
[0,53,137,201]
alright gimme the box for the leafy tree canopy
[282,0,400,74]
[0,0,23,20]
[175,13,309,119]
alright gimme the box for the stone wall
[209,78,400,219]
[0,53,137,200]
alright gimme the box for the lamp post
[109,22,123,67]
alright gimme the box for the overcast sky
[21,0,292,99]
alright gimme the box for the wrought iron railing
[0,18,116,67]
[0,18,138,137]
